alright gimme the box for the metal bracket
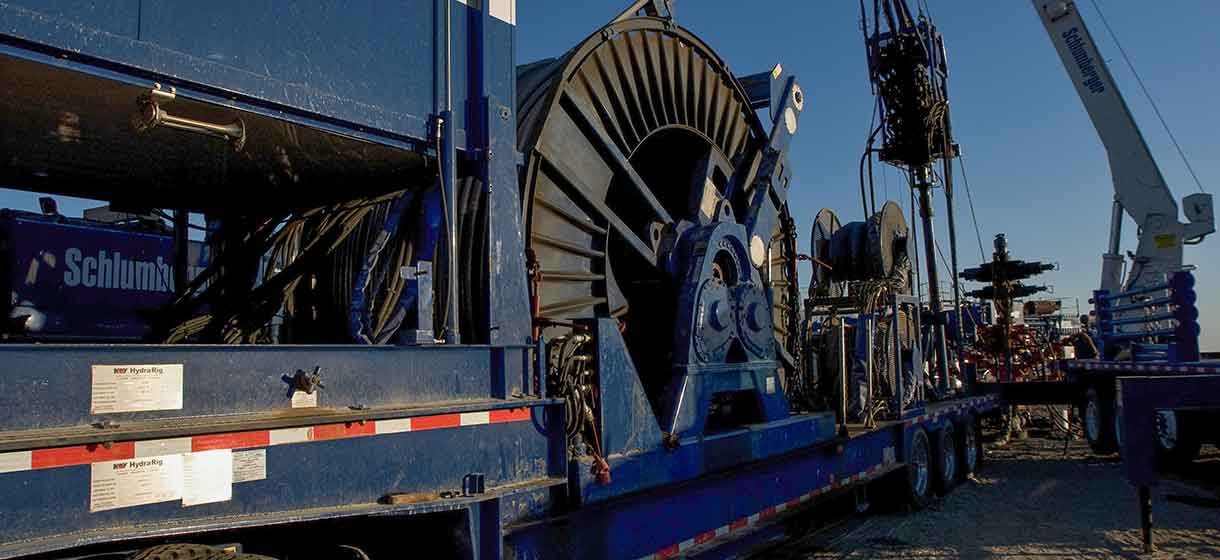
[134,84,246,151]
[611,0,675,23]
[462,472,487,496]
[285,366,325,396]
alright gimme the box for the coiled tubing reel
[517,15,801,428]
[801,202,914,417]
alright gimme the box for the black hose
[433,177,489,344]
[350,190,418,344]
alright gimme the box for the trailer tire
[127,544,237,560]
[1082,386,1117,455]
[958,416,981,479]
[933,424,958,494]
[1156,410,1202,466]
[901,428,934,509]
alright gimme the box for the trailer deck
[0,337,999,559]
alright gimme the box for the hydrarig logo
[1062,27,1105,94]
[63,248,175,293]
[112,458,165,470]
[112,366,165,375]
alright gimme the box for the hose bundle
[160,188,429,344]
[546,332,610,483]
[159,171,491,345]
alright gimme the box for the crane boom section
[1033,0,1176,224]
[1033,0,1213,295]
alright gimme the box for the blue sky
[515,0,1220,349]
[2,1,1216,349]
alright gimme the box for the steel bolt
[709,299,730,331]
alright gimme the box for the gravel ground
[755,422,1220,559]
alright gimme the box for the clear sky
[2,1,1217,349]
[515,0,1220,349]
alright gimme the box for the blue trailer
[0,1,1001,558]
[983,271,1220,552]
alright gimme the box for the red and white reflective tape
[638,464,888,560]
[0,408,532,475]
[1076,361,1220,374]
[903,394,996,428]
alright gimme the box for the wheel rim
[964,424,978,472]
[912,435,930,496]
[941,431,956,482]
[1085,397,1101,442]
[1156,410,1178,451]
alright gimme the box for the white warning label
[232,449,267,483]
[183,449,233,507]
[290,389,318,408]
[699,177,720,220]
[89,455,183,512]
[91,364,184,414]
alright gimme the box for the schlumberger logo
[1062,28,1105,94]
[63,248,175,292]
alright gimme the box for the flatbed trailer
[0,1,1005,558]
[0,339,1000,559]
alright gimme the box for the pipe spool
[516,16,797,386]
[867,201,910,283]
[827,200,910,285]
[809,208,843,298]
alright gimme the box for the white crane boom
[1032,0,1213,294]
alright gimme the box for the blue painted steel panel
[573,412,839,506]
[486,91,533,345]
[137,2,433,134]
[0,344,530,432]
[591,319,664,458]
[4,0,139,37]
[508,424,902,560]
[1117,374,1220,486]
[0,0,501,142]
[512,395,998,559]
[0,409,559,553]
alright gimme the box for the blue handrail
[1091,271,1199,363]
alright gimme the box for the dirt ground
[754,419,1220,559]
